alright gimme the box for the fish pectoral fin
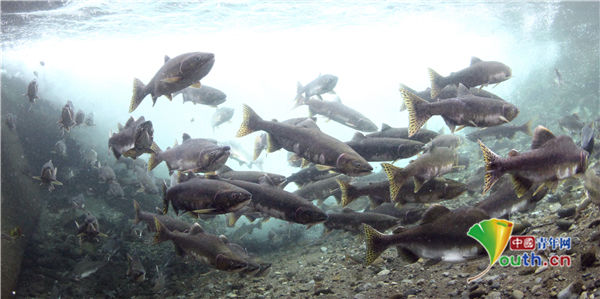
[32,176,41,181]
[468,121,478,127]
[51,180,63,186]
[190,82,201,88]
[192,209,216,214]
[499,116,510,123]
[98,233,108,238]
[165,94,173,101]
[160,76,181,83]
[454,125,466,132]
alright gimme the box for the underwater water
[1,1,599,298]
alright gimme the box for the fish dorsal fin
[182,133,191,142]
[164,55,170,64]
[531,126,556,149]
[456,84,471,97]
[470,57,482,66]
[381,123,391,131]
[125,117,134,127]
[117,123,124,131]
[342,208,354,213]
[420,205,450,224]
[352,132,366,141]
[508,149,519,157]
[189,223,204,234]
[174,139,179,147]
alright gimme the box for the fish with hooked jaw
[148,134,230,174]
[153,218,256,273]
[162,177,252,218]
[363,205,489,265]
[402,84,519,136]
[223,177,328,227]
[478,125,589,197]
[237,104,372,177]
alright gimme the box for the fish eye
[352,161,361,167]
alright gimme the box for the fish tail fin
[237,104,263,137]
[428,68,444,99]
[153,217,171,244]
[478,140,503,194]
[363,224,390,265]
[133,199,141,224]
[337,179,358,207]
[521,119,533,136]
[147,149,163,171]
[293,94,307,109]
[150,142,161,155]
[401,89,431,138]
[161,181,169,214]
[382,163,408,202]
[130,78,147,113]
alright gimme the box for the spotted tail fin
[401,89,432,138]
[363,224,390,265]
[478,140,503,194]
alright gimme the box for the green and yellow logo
[466,218,513,283]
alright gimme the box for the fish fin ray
[478,140,503,194]
[130,78,146,113]
[401,89,431,138]
[363,224,389,266]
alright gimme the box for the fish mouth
[230,199,251,211]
